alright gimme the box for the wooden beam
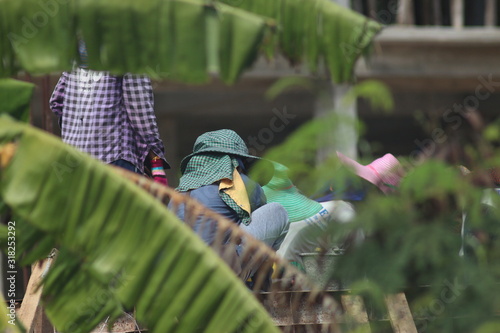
[17,254,56,333]
[385,293,418,333]
[341,294,372,332]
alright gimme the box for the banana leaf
[218,0,383,83]
[320,1,381,83]
[0,0,380,84]
[0,1,18,77]
[168,0,208,83]
[279,0,304,65]
[0,79,34,122]
[0,115,280,333]
[76,0,270,84]
[218,4,267,84]
[1,0,77,75]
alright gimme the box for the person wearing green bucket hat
[172,129,289,253]
[262,162,357,271]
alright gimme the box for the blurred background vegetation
[2,0,500,332]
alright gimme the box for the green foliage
[0,0,268,84]
[217,5,268,84]
[476,321,500,333]
[0,4,18,77]
[328,159,500,332]
[0,224,6,252]
[0,0,381,84]
[254,80,391,195]
[265,76,316,100]
[342,80,394,113]
[0,0,77,74]
[0,79,34,122]
[256,83,500,331]
[0,293,25,333]
[0,115,279,333]
[219,0,382,82]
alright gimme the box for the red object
[151,158,168,186]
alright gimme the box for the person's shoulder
[319,200,355,223]
[188,184,219,197]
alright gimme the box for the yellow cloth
[219,169,251,215]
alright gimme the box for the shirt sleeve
[49,72,68,118]
[122,73,168,166]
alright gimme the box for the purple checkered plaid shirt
[50,68,168,173]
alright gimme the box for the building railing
[352,0,498,29]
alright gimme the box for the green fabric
[289,261,305,273]
[220,187,251,226]
[263,162,322,222]
[178,153,236,191]
[180,129,260,173]
[178,129,262,225]
[177,154,251,225]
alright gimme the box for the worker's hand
[151,156,168,186]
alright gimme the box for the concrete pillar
[316,0,357,161]
[314,81,358,162]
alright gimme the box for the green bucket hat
[262,162,323,222]
[180,129,271,176]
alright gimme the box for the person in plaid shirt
[49,40,169,185]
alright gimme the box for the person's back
[171,129,289,251]
[265,153,405,271]
[49,39,169,183]
[262,162,356,270]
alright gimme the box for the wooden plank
[17,256,55,333]
[385,293,418,333]
[341,294,372,332]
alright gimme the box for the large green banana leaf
[0,79,34,122]
[0,115,280,333]
[0,0,267,84]
[0,0,381,84]
[0,4,18,78]
[218,0,382,83]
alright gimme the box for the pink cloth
[337,152,404,194]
